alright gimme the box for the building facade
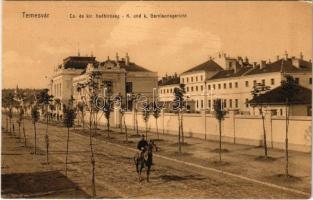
[158,52,312,116]
[49,53,158,112]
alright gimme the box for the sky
[3,1,312,89]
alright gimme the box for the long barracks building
[158,52,312,116]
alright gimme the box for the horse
[134,142,158,182]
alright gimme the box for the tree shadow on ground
[171,152,193,157]
[268,174,302,184]
[170,142,193,147]
[211,160,230,166]
[211,148,229,153]
[254,155,278,162]
[159,174,206,182]
[1,170,89,198]
[129,134,141,138]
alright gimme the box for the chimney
[276,55,280,61]
[116,52,119,61]
[253,62,257,69]
[238,58,243,66]
[300,52,304,60]
[244,56,249,63]
[260,60,266,69]
[126,53,130,65]
[115,53,120,68]
[107,56,110,60]
[292,57,300,68]
[284,51,288,60]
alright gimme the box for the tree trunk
[9,117,12,133]
[6,117,8,132]
[181,114,184,144]
[34,123,37,155]
[178,113,181,153]
[156,118,159,140]
[46,115,49,164]
[18,123,21,140]
[107,121,110,138]
[82,112,85,130]
[124,117,128,142]
[89,110,96,197]
[261,109,268,158]
[120,116,123,135]
[65,127,70,175]
[145,122,148,140]
[23,119,27,147]
[285,104,289,177]
[219,119,222,163]
[135,111,139,135]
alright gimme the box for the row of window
[195,98,250,109]
[159,88,175,94]
[160,77,311,95]
[181,75,204,84]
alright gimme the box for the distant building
[49,53,158,111]
[158,52,312,115]
[158,73,180,102]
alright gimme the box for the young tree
[173,84,185,153]
[54,98,62,122]
[103,98,112,139]
[280,75,299,177]
[130,94,141,136]
[76,71,102,197]
[15,91,30,146]
[21,107,27,147]
[152,101,162,140]
[77,102,86,130]
[251,83,270,158]
[7,93,15,133]
[142,102,151,140]
[63,104,76,176]
[120,104,128,142]
[17,107,25,141]
[213,99,226,163]
[31,106,40,154]
[37,89,54,163]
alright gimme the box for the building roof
[158,74,180,86]
[245,58,312,76]
[182,59,224,74]
[209,66,252,80]
[62,56,97,69]
[99,60,152,72]
[248,84,312,105]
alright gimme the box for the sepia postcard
[1,1,312,199]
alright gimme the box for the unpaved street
[2,118,309,198]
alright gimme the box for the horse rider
[147,140,155,165]
[137,134,148,158]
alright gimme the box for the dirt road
[2,118,309,198]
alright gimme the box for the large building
[158,52,312,116]
[49,53,158,112]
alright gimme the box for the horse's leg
[134,156,141,182]
[146,164,151,182]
